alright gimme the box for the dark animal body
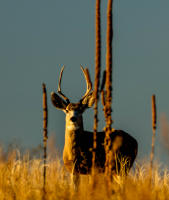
[63,129,138,175]
[51,67,138,184]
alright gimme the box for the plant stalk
[42,83,48,198]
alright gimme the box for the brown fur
[63,128,138,175]
[51,68,138,177]
[51,98,138,175]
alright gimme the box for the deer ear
[51,92,67,110]
[82,91,95,108]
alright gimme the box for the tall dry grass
[42,83,48,198]
[105,0,113,179]
[92,0,101,176]
[150,95,157,182]
[0,148,169,200]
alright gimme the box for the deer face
[51,66,95,130]
[65,103,83,131]
[51,95,94,130]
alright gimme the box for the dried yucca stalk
[42,83,48,197]
[92,0,101,178]
[150,94,157,179]
[104,0,113,178]
[100,71,107,120]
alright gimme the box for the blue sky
[0,0,169,163]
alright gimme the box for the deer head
[51,66,95,131]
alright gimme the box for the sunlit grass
[0,148,168,200]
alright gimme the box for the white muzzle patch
[66,111,80,131]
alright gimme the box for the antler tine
[57,66,70,104]
[80,65,92,102]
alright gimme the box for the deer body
[63,112,106,174]
[62,108,137,175]
[51,67,138,183]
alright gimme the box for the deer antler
[80,66,92,103]
[57,66,70,104]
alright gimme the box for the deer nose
[70,117,77,122]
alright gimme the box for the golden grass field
[0,147,169,200]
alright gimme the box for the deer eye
[65,109,68,113]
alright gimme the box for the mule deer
[51,66,138,186]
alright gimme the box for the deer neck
[63,115,84,165]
